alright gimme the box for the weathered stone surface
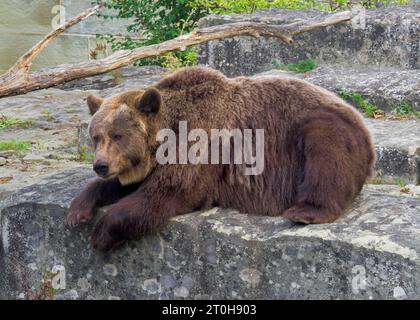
[366,119,420,184]
[198,5,420,76]
[256,68,420,112]
[1,168,420,300]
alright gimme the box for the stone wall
[0,0,134,73]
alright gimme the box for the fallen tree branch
[0,9,352,98]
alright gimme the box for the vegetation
[368,177,418,196]
[80,152,95,163]
[41,108,54,121]
[367,177,387,185]
[76,145,94,163]
[338,91,419,120]
[95,0,209,67]
[395,178,410,194]
[197,0,409,15]
[0,140,31,151]
[95,0,409,68]
[162,50,198,71]
[0,115,32,129]
[203,0,324,14]
[26,271,58,300]
[390,100,420,119]
[338,89,384,118]
[272,59,318,73]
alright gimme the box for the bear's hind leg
[282,115,368,224]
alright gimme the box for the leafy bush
[272,59,318,73]
[94,0,210,67]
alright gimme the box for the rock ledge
[1,168,419,299]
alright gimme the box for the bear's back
[156,66,228,91]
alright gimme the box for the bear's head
[86,88,162,185]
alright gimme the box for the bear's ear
[86,95,104,115]
[135,88,161,115]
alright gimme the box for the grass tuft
[272,59,318,73]
[0,140,31,151]
[338,89,384,118]
[0,116,33,129]
[390,100,420,119]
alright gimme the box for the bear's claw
[66,208,93,227]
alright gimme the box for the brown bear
[67,67,375,251]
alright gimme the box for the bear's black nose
[93,161,109,177]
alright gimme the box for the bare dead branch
[0,9,352,98]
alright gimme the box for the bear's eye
[92,135,100,145]
[112,134,123,141]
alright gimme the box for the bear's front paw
[91,214,126,251]
[66,205,94,227]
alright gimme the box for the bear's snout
[93,160,109,177]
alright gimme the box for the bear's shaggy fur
[67,67,375,251]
